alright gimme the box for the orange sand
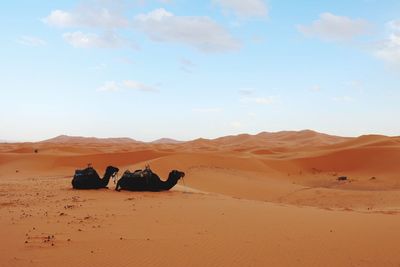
[1,130,400,266]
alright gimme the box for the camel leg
[115,181,121,191]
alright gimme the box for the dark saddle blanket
[122,167,154,180]
[74,167,99,178]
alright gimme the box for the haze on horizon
[1,0,400,142]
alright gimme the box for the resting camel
[72,165,119,189]
[115,167,185,192]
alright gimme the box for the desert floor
[1,131,400,266]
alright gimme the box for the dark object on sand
[72,165,119,189]
[337,176,348,181]
[116,165,185,192]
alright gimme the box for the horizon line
[1,129,398,144]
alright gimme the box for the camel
[115,166,185,192]
[72,165,119,189]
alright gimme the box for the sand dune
[1,130,400,266]
[182,130,349,152]
[42,135,141,144]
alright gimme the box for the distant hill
[41,135,184,145]
[186,130,351,149]
[151,138,183,144]
[41,135,141,144]
[255,130,351,146]
[0,139,20,143]
[37,130,395,149]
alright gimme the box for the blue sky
[1,0,400,141]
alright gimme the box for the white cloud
[135,0,173,5]
[17,36,47,46]
[251,35,265,44]
[346,80,364,92]
[297,13,371,41]
[241,96,278,105]
[375,20,400,64]
[43,7,128,29]
[116,56,135,64]
[238,88,255,95]
[89,63,107,71]
[122,80,158,92]
[43,10,75,28]
[44,3,240,52]
[333,96,353,102]
[62,31,127,48]
[375,34,400,63]
[192,107,222,113]
[213,0,268,18]
[179,57,195,73]
[136,8,172,21]
[98,80,157,92]
[134,8,241,52]
[253,97,277,104]
[230,121,243,128]
[97,81,120,92]
[180,58,195,67]
[43,2,132,49]
[388,20,400,31]
[310,85,321,92]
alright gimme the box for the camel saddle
[74,167,99,179]
[122,166,154,182]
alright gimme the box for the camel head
[106,166,119,177]
[169,170,185,181]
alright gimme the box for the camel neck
[101,169,113,187]
[162,174,178,190]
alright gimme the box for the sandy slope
[1,131,400,266]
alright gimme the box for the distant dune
[151,138,183,144]
[38,130,350,146]
[0,139,16,143]
[198,129,351,150]
[41,135,141,144]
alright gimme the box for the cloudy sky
[1,0,400,141]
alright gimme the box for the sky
[1,0,400,142]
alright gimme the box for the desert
[1,130,400,266]
[2,1,400,265]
